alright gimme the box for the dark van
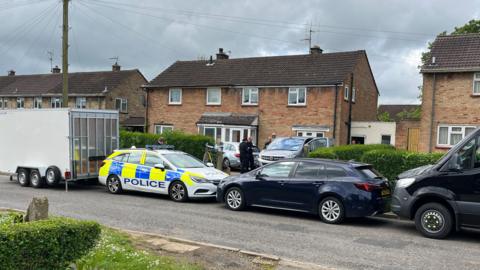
[392,129,480,239]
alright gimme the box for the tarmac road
[1,176,480,270]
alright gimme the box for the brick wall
[419,72,478,152]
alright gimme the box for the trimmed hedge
[309,144,395,161]
[362,150,444,181]
[0,217,101,270]
[120,130,214,160]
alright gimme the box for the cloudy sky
[1,0,479,104]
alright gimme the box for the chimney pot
[8,70,15,76]
[52,65,61,73]
[310,45,323,54]
[112,62,121,71]
[216,48,229,60]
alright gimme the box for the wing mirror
[154,163,165,171]
[206,162,214,167]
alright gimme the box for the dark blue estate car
[217,158,391,224]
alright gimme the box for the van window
[450,134,480,170]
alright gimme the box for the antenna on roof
[109,56,119,65]
[47,51,54,72]
[301,22,316,52]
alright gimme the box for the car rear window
[356,167,383,179]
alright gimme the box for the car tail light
[354,183,379,192]
[234,153,240,158]
[64,171,72,180]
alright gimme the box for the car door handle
[313,181,324,186]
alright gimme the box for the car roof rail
[146,144,175,150]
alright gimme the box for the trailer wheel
[17,168,30,187]
[30,170,44,188]
[45,167,61,186]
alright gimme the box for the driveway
[1,176,479,270]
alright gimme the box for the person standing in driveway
[247,137,255,170]
[239,137,249,173]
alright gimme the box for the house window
[76,97,87,109]
[169,88,182,104]
[344,87,349,101]
[352,88,356,102]
[288,87,306,105]
[0,98,7,109]
[115,98,128,113]
[437,125,476,146]
[51,97,62,108]
[206,88,221,105]
[381,135,391,145]
[154,125,174,134]
[296,131,324,138]
[33,97,42,109]
[16,97,25,109]
[242,87,258,105]
[474,73,480,95]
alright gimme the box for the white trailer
[0,109,119,188]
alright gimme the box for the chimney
[112,62,121,71]
[216,48,229,60]
[52,65,61,74]
[8,70,15,76]
[310,45,323,54]
[206,55,215,66]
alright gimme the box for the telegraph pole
[62,0,69,107]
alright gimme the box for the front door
[248,161,296,208]
[283,162,325,211]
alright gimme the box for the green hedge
[309,144,395,161]
[120,130,214,160]
[362,150,444,181]
[0,217,101,270]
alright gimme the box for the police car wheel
[225,187,245,211]
[169,181,188,202]
[18,168,30,187]
[30,170,44,189]
[107,175,122,194]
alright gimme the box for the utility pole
[62,0,69,107]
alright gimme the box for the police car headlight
[396,178,415,188]
[190,176,207,183]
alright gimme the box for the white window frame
[154,125,174,134]
[206,87,221,105]
[115,98,128,113]
[33,97,42,109]
[344,87,349,101]
[437,125,477,147]
[242,87,259,105]
[51,97,62,108]
[75,97,87,109]
[352,87,356,102]
[169,88,182,105]
[0,97,7,109]
[16,97,25,109]
[288,87,307,106]
[473,73,480,95]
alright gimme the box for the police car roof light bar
[146,144,175,150]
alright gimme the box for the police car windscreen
[163,153,206,168]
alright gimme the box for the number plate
[381,189,391,196]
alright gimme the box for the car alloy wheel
[107,175,122,194]
[321,200,341,222]
[227,190,242,209]
[170,182,187,202]
[421,210,445,233]
[223,158,230,169]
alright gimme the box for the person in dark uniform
[247,137,255,170]
[239,137,249,173]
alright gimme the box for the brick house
[0,64,148,131]
[419,33,480,152]
[145,48,379,147]
[378,104,421,151]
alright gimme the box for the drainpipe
[332,84,339,140]
[347,73,354,144]
[428,73,437,153]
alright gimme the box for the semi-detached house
[145,47,379,147]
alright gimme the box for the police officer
[247,137,255,170]
[239,137,249,173]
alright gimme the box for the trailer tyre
[17,168,30,187]
[30,170,44,188]
[45,167,61,186]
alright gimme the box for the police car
[98,146,229,202]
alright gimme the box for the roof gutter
[143,83,344,89]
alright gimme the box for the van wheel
[18,168,30,187]
[415,203,453,239]
[106,175,122,194]
[319,197,345,224]
[45,167,61,186]
[30,170,44,188]
[169,181,188,202]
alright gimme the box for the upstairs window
[242,87,258,105]
[51,97,62,108]
[169,88,182,104]
[115,98,128,113]
[16,97,24,109]
[288,87,306,106]
[344,87,349,101]
[474,73,480,95]
[206,88,221,105]
[34,97,42,109]
[76,97,86,109]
